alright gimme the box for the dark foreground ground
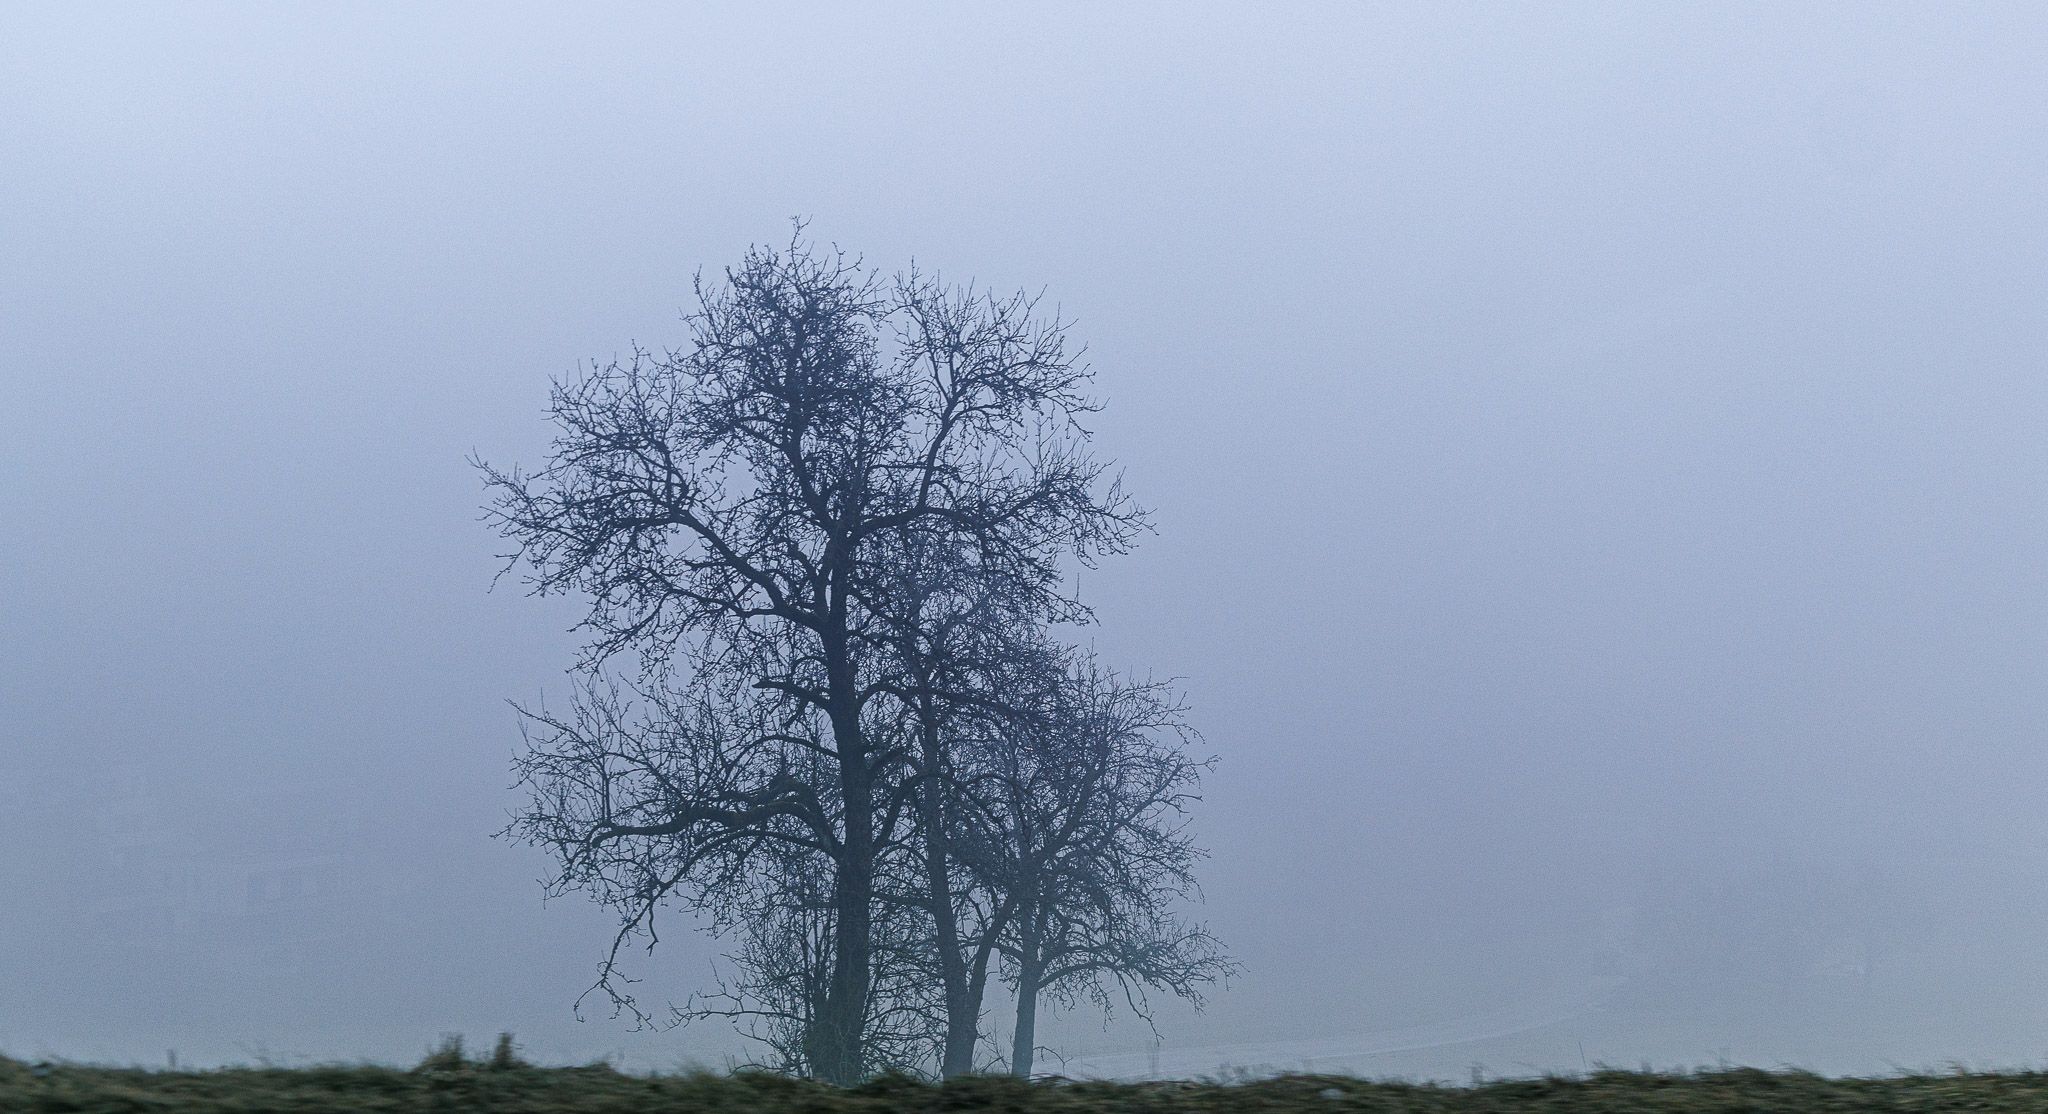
[11,1056,2048,1113]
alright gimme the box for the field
[10,1054,2048,1114]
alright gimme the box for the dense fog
[5,2,2048,1078]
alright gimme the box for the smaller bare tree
[871,539,1069,1076]
[970,655,1235,1077]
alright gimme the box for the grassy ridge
[10,1057,2048,1114]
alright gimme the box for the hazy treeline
[478,230,1231,1082]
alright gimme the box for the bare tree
[976,656,1236,1078]
[481,228,1141,1082]
[870,536,1062,1076]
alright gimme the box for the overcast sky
[5,1,2048,1077]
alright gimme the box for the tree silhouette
[481,227,1142,1082]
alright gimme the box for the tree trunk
[813,690,873,1085]
[814,787,871,1081]
[918,703,980,1078]
[1011,922,1043,1079]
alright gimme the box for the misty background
[5,1,2048,1078]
